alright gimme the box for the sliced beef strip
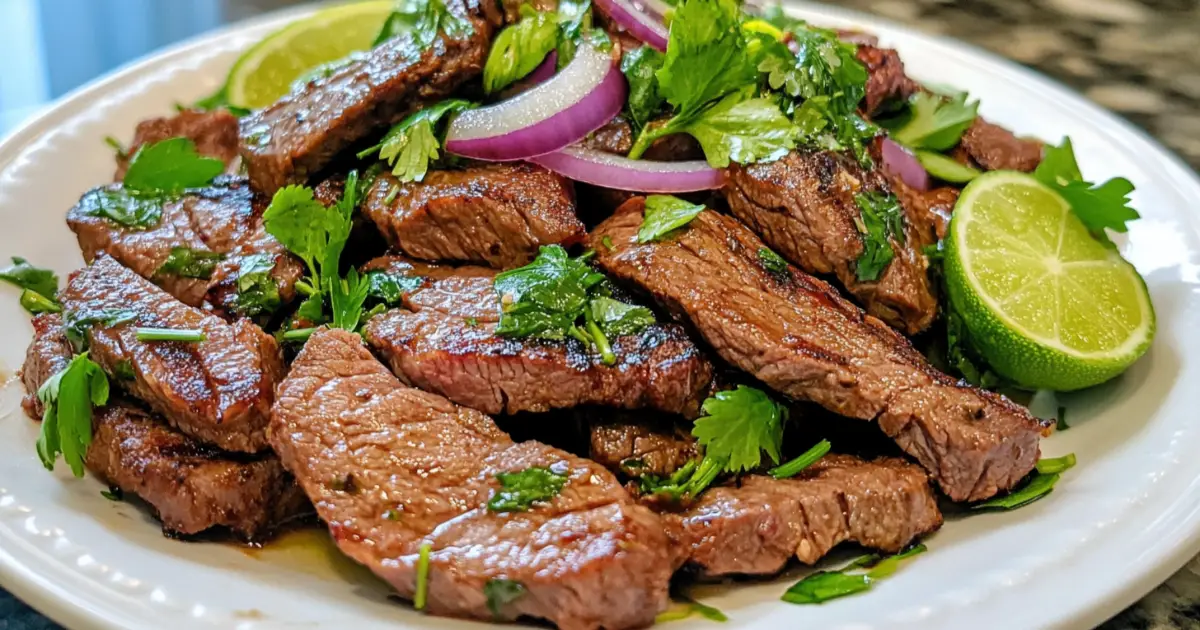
[590,199,1043,502]
[888,173,959,242]
[661,455,942,576]
[60,255,285,453]
[958,118,1044,172]
[270,328,671,629]
[113,109,240,180]
[202,223,307,318]
[362,262,714,417]
[858,44,921,117]
[239,0,495,195]
[363,163,585,269]
[724,150,938,335]
[19,315,309,540]
[584,409,698,478]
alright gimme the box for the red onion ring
[881,137,930,191]
[445,43,626,161]
[531,145,725,192]
[525,51,558,86]
[594,0,669,51]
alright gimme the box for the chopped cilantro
[621,46,667,130]
[1034,138,1139,240]
[655,595,728,623]
[487,466,568,512]
[365,271,425,305]
[942,309,1004,389]
[77,187,164,230]
[782,545,926,604]
[0,257,58,299]
[679,89,797,167]
[374,0,473,49]
[768,439,830,478]
[853,191,904,282]
[122,137,224,195]
[757,247,788,274]
[63,309,136,352]
[484,5,559,94]
[36,353,109,478]
[358,99,475,183]
[692,385,785,473]
[638,195,705,243]
[883,91,978,151]
[588,296,655,337]
[972,455,1076,510]
[600,235,614,250]
[232,254,281,317]
[154,247,224,280]
[414,541,432,610]
[555,0,605,67]
[483,579,526,619]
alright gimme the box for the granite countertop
[3,0,1200,628]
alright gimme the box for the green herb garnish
[365,271,425,306]
[36,353,109,478]
[693,385,785,473]
[101,486,124,501]
[63,309,137,352]
[488,466,568,512]
[122,138,224,195]
[20,290,61,315]
[638,195,706,243]
[154,247,224,280]
[0,257,58,299]
[621,46,667,130]
[112,360,136,381]
[358,99,476,183]
[974,454,1076,510]
[1034,137,1139,241]
[768,439,830,479]
[882,91,978,151]
[781,544,926,605]
[134,327,206,343]
[853,191,904,282]
[374,0,473,48]
[655,595,727,623]
[77,187,165,230]
[483,579,526,619]
[414,541,432,610]
[484,5,559,93]
[757,247,788,274]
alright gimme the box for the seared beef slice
[724,150,937,334]
[239,0,494,194]
[586,411,698,478]
[20,315,308,539]
[664,455,942,576]
[113,109,240,180]
[364,163,586,268]
[590,199,1042,501]
[959,118,1044,172]
[60,256,284,452]
[270,329,671,629]
[362,262,713,416]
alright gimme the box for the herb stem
[294,279,317,297]
[282,328,316,342]
[683,455,725,497]
[568,325,592,345]
[628,123,671,160]
[134,327,206,342]
[585,315,616,366]
[414,542,432,611]
[768,439,831,479]
[20,290,62,314]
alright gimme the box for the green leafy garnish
[974,454,1076,510]
[63,309,136,352]
[1034,138,1139,240]
[484,6,559,94]
[231,254,281,317]
[655,596,727,623]
[329,270,372,332]
[154,247,224,280]
[768,439,830,479]
[365,271,425,306]
[621,46,667,130]
[134,327,206,343]
[853,191,904,282]
[757,247,788,274]
[941,308,1004,389]
[101,486,124,501]
[414,541,432,610]
[589,297,655,337]
[36,353,109,478]
[262,186,335,287]
[77,187,164,230]
[122,137,224,195]
[781,544,926,605]
[0,257,58,299]
[884,91,978,151]
[358,99,475,183]
[681,90,797,167]
[483,579,526,619]
[488,466,568,512]
[374,0,473,49]
[693,385,785,473]
[638,195,706,243]
[555,0,605,67]
[20,290,61,314]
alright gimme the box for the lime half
[226,1,395,109]
[944,171,1155,391]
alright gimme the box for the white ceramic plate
[0,2,1197,629]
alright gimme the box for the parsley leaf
[884,91,978,151]
[1034,138,1139,239]
[231,253,281,317]
[656,0,756,118]
[692,385,785,473]
[638,195,706,242]
[589,296,655,337]
[484,6,559,94]
[366,271,425,305]
[77,187,164,230]
[757,247,788,274]
[36,353,109,478]
[374,0,473,49]
[0,257,58,298]
[122,137,224,195]
[853,192,904,282]
[680,90,797,167]
[621,46,667,129]
[154,247,224,280]
[483,579,527,619]
[488,466,568,512]
[781,545,926,605]
[360,99,475,183]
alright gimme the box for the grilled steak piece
[19,315,308,540]
[590,199,1043,501]
[270,328,672,629]
[586,410,698,478]
[888,174,959,242]
[858,44,921,117]
[238,0,494,195]
[113,109,240,180]
[60,255,285,452]
[362,261,714,416]
[662,455,942,575]
[724,150,937,334]
[20,314,74,419]
[958,118,1044,172]
[364,163,585,268]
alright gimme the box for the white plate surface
[0,2,1197,629]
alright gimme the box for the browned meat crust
[60,255,285,453]
[858,44,921,117]
[724,150,938,334]
[661,455,942,575]
[590,199,1043,502]
[113,109,240,180]
[363,163,586,269]
[20,314,73,420]
[270,328,672,629]
[959,118,1044,172]
[586,410,698,478]
[238,0,495,195]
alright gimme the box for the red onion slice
[594,0,669,51]
[881,137,930,191]
[531,145,725,192]
[525,51,558,86]
[445,44,626,161]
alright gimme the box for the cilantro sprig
[853,191,904,282]
[154,247,224,280]
[0,257,60,315]
[484,6,559,94]
[373,0,473,49]
[487,466,568,512]
[36,353,109,478]
[1034,138,1139,241]
[782,544,927,605]
[358,99,475,183]
[638,195,706,242]
[880,91,979,151]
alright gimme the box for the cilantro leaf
[374,0,473,49]
[621,46,667,129]
[154,247,224,280]
[122,138,223,195]
[884,91,978,151]
[484,6,559,94]
[360,99,475,183]
[487,466,568,512]
[484,579,527,619]
[638,195,706,243]
[853,192,904,282]
[77,187,164,230]
[366,270,425,305]
[692,385,785,473]
[782,545,926,605]
[262,186,334,285]
[36,353,109,478]
[589,296,655,337]
[330,269,372,332]
[0,257,58,298]
[63,309,136,352]
[555,0,601,67]
[757,247,788,274]
[680,90,797,167]
[973,455,1076,510]
[656,0,756,117]
[231,253,281,317]
[1034,138,1140,238]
